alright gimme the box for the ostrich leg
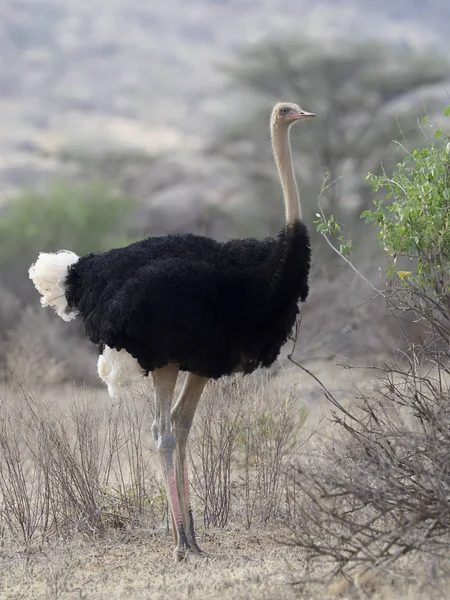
[151,364,190,562]
[171,373,208,554]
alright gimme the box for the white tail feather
[28,250,80,321]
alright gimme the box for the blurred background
[0,0,449,384]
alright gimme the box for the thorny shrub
[290,356,450,575]
[291,106,450,578]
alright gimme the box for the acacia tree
[215,38,449,232]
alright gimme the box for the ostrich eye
[279,107,289,115]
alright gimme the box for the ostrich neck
[271,125,301,225]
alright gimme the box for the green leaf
[444,106,450,117]
[435,129,443,139]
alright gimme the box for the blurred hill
[0,0,449,194]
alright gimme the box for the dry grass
[0,375,313,599]
[2,520,450,600]
[1,363,450,599]
[0,372,314,545]
[0,529,308,600]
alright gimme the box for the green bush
[0,180,137,269]
[315,106,450,331]
[364,110,450,302]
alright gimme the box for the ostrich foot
[173,547,189,563]
[173,545,209,563]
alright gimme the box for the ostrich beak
[289,111,316,121]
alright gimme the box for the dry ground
[2,528,450,600]
[1,528,307,600]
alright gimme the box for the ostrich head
[271,102,316,129]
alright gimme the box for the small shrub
[365,120,450,341]
[0,386,162,545]
[235,381,307,528]
[189,375,307,529]
[365,130,450,296]
[189,378,244,528]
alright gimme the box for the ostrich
[29,102,315,561]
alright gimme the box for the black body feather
[65,221,311,379]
